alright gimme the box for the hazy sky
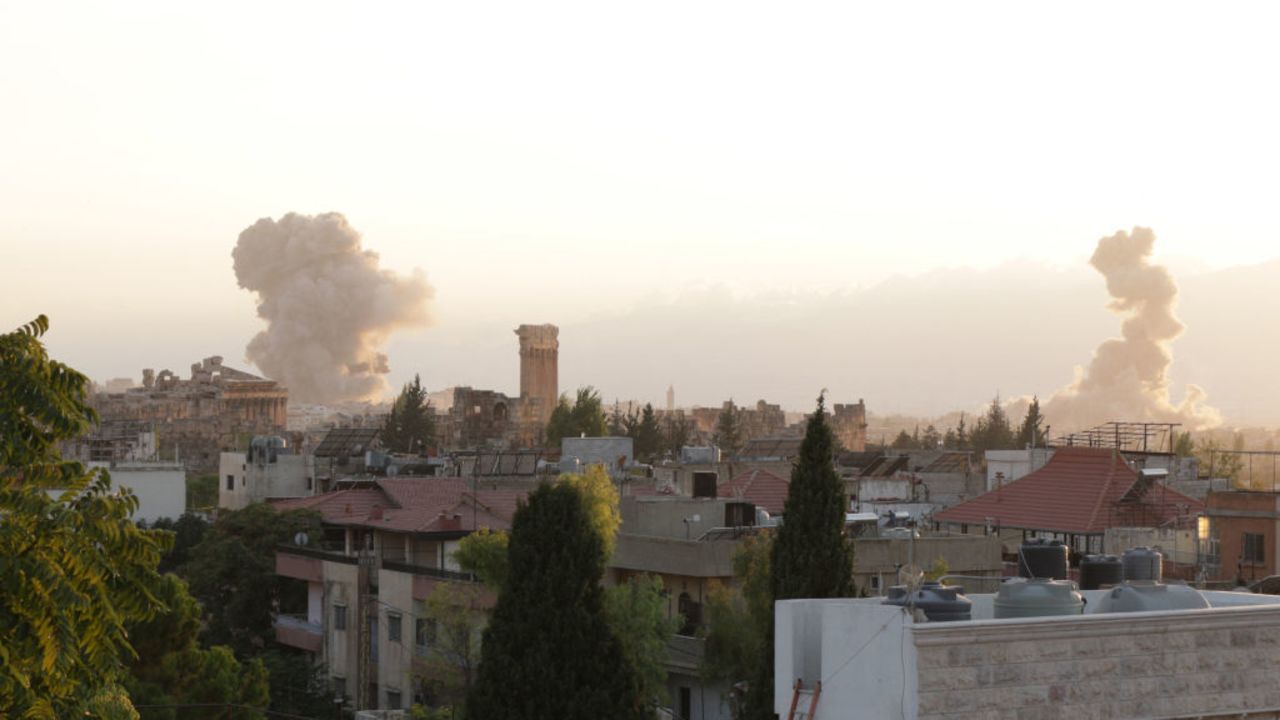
[3,2,1279,420]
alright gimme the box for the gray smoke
[233,212,433,404]
[1045,227,1221,432]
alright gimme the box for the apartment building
[273,477,522,712]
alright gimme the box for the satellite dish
[294,531,310,547]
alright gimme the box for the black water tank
[1018,539,1069,579]
[881,582,973,622]
[692,471,718,499]
[1079,554,1124,590]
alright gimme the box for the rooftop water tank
[1079,554,1124,590]
[1122,547,1163,582]
[993,578,1084,619]
[1018,539,1069,579]
[882,582,973,622]
[1089,582,1209,614]
[881,527,920,540]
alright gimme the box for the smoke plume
[1044,227,1221,433]
[233,212,433,404]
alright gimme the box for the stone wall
[913,604,1280,719]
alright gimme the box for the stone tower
[832,399,868,452]
[666,385,675,412]
[515,324,559,426]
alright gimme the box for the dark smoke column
[516,324,558,427]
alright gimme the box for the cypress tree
[467,482,645,720]
[745,394,854,719]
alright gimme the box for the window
[415,617,436,650]
[306,476,313,490]
[334,604,347,631]
[332,676,345,697]
[226,474,234,491]
[1244,533,1266,564]
[386,689,402,710]
[387,612,402,643]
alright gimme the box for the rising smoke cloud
[1044,227,1221,433]
[233,212,433,404]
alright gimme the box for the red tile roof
[718,469,790,515]
[934,447,1203,534]
[272,478,527,534]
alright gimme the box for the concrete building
[81,461,186,523]
[774,588,1280,719]
[854,534,1004,596]
[936,447,1203,555]
[610,495,755,720]
[561,436,634,475]
[219,436,316,510]
[273,478,524,713]
[1203,490,1280,586]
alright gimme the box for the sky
[3,2,1279,422]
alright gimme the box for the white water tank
[1089,582,1209,614]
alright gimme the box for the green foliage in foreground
[0,315,169,718]
[467,482,646,720]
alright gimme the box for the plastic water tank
[1018,539,1069,579]
[1079,554,1124,590]
[1089,582,1209,614]
[993,578,1084,619]
[882,582,973,622]
[1122,547,1163,582]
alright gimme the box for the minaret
[666,385,675,413]
[515,324,559,426]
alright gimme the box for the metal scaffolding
[1049,421,1182,455]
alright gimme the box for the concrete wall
[985,449,1053,491]
[377,568,415,710]
[323,560,360,701]
[219,451,314,510]
[621,496,742,539]
[854,535,1004,595]
[1104,527,1198,565]
[87,462,185,523]
[562,436,634,471]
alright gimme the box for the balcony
[274,613,323,653]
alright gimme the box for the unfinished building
[73,356,289,473]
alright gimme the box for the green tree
[713,402,745,458]
[467,482,645,720]
[145,512,210,575]
[631,403,662,463]
[546,386,609,447]
[1,315,169,718]
[661,410,694,459]
[604,575,681,717]
[745,395,854,720]
[383,374,436,454]
[890,429,918,450]
[454,527,510,589]
[701,531,773,719]
[1173,431,1195,457]
[182,503,322,656]
[418,581,488,709]
[921,424,942,449]
[1016,396,1047,449]
[186,474,219,511]
[969,395,1016,455]
[124,575,270,720]
[955,413,969,449]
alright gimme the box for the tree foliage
[418,581,488,709]
[1,315,170,719]
[124,575,270,720]
[145,513,211,575]
[454,527,510,590]
[182,503,322,656]
[631,404,662,463]
[700,532,773,718]
[968,395,1017,455]
[382,374,436,454]
[545,386,609,448]
[467,482,645,720]
[603,575,681,716]
[713,402,745,458]
[661,410,694,459]
[1016,396,1047,449]
[745,394,854,720]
